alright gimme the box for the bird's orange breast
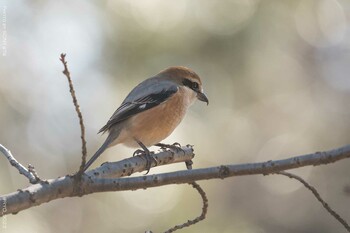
[115,88,194,147]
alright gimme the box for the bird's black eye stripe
[182,78,192,88]
[182,78,199,91]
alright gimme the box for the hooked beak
[197,92,209,105]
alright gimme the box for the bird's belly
[119,93,188,147]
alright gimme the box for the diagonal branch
[277,171,350,232]
[0,144,39,184]
[1,144,350,217]
[59,53,87,176]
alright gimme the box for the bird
[83,66,209,172]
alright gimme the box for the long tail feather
[84,140,110,171]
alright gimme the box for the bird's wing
[98,77,178,134]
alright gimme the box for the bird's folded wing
[98,78,178,134]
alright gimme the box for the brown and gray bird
[84,66,208,171]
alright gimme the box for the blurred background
[1,0,350,232]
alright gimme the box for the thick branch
[0,146,195,216]
[86,146,194,179]
[1,144,350,217]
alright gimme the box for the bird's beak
[197,92,209,105]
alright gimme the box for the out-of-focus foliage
[1,0,350,232]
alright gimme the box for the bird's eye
[192,82,199,90]
[182,78,199,91]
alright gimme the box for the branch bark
[1,144,350,217]
[86,145,194,179]
[0,144,40,184]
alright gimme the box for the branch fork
[0,144,41,184]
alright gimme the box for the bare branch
[163,182,208,233]
[28,164,41,182]
[163,159,208,233]
[277,171,350,232]
[0,144,39,184]
[59,53,87,176]
[1,144,350,217]
[0,146,195,216]
[86,145,194,179]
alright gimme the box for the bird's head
[159,66,209,105]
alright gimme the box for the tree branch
[163,182,208,233]
[0,146,195,216]
[59,53,87,177]
[277,171,350,232]
[0,144,40,184]
[1,144,350,217]
[162,159,208,233]
[86,145,194,179]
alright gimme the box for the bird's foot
[155,142,185,154]
[133,149,145,157]
[133,149,158,174]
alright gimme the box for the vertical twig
[59,53,87,177]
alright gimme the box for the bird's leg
[155,142,185,154]
[134,138,158,174]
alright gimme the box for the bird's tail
[84,124,123,171]
[84,139,110,171]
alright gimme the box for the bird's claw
[133,149,145,157]
[155,142,185,154]
[145,153,158,175]
[133,149,158,174]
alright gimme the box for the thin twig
[163,160,208,233]
[28,164,41,181]
[277,171,350,232]
[0,144,39,184]
[164,182,208,233]
[59,53,87,176]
